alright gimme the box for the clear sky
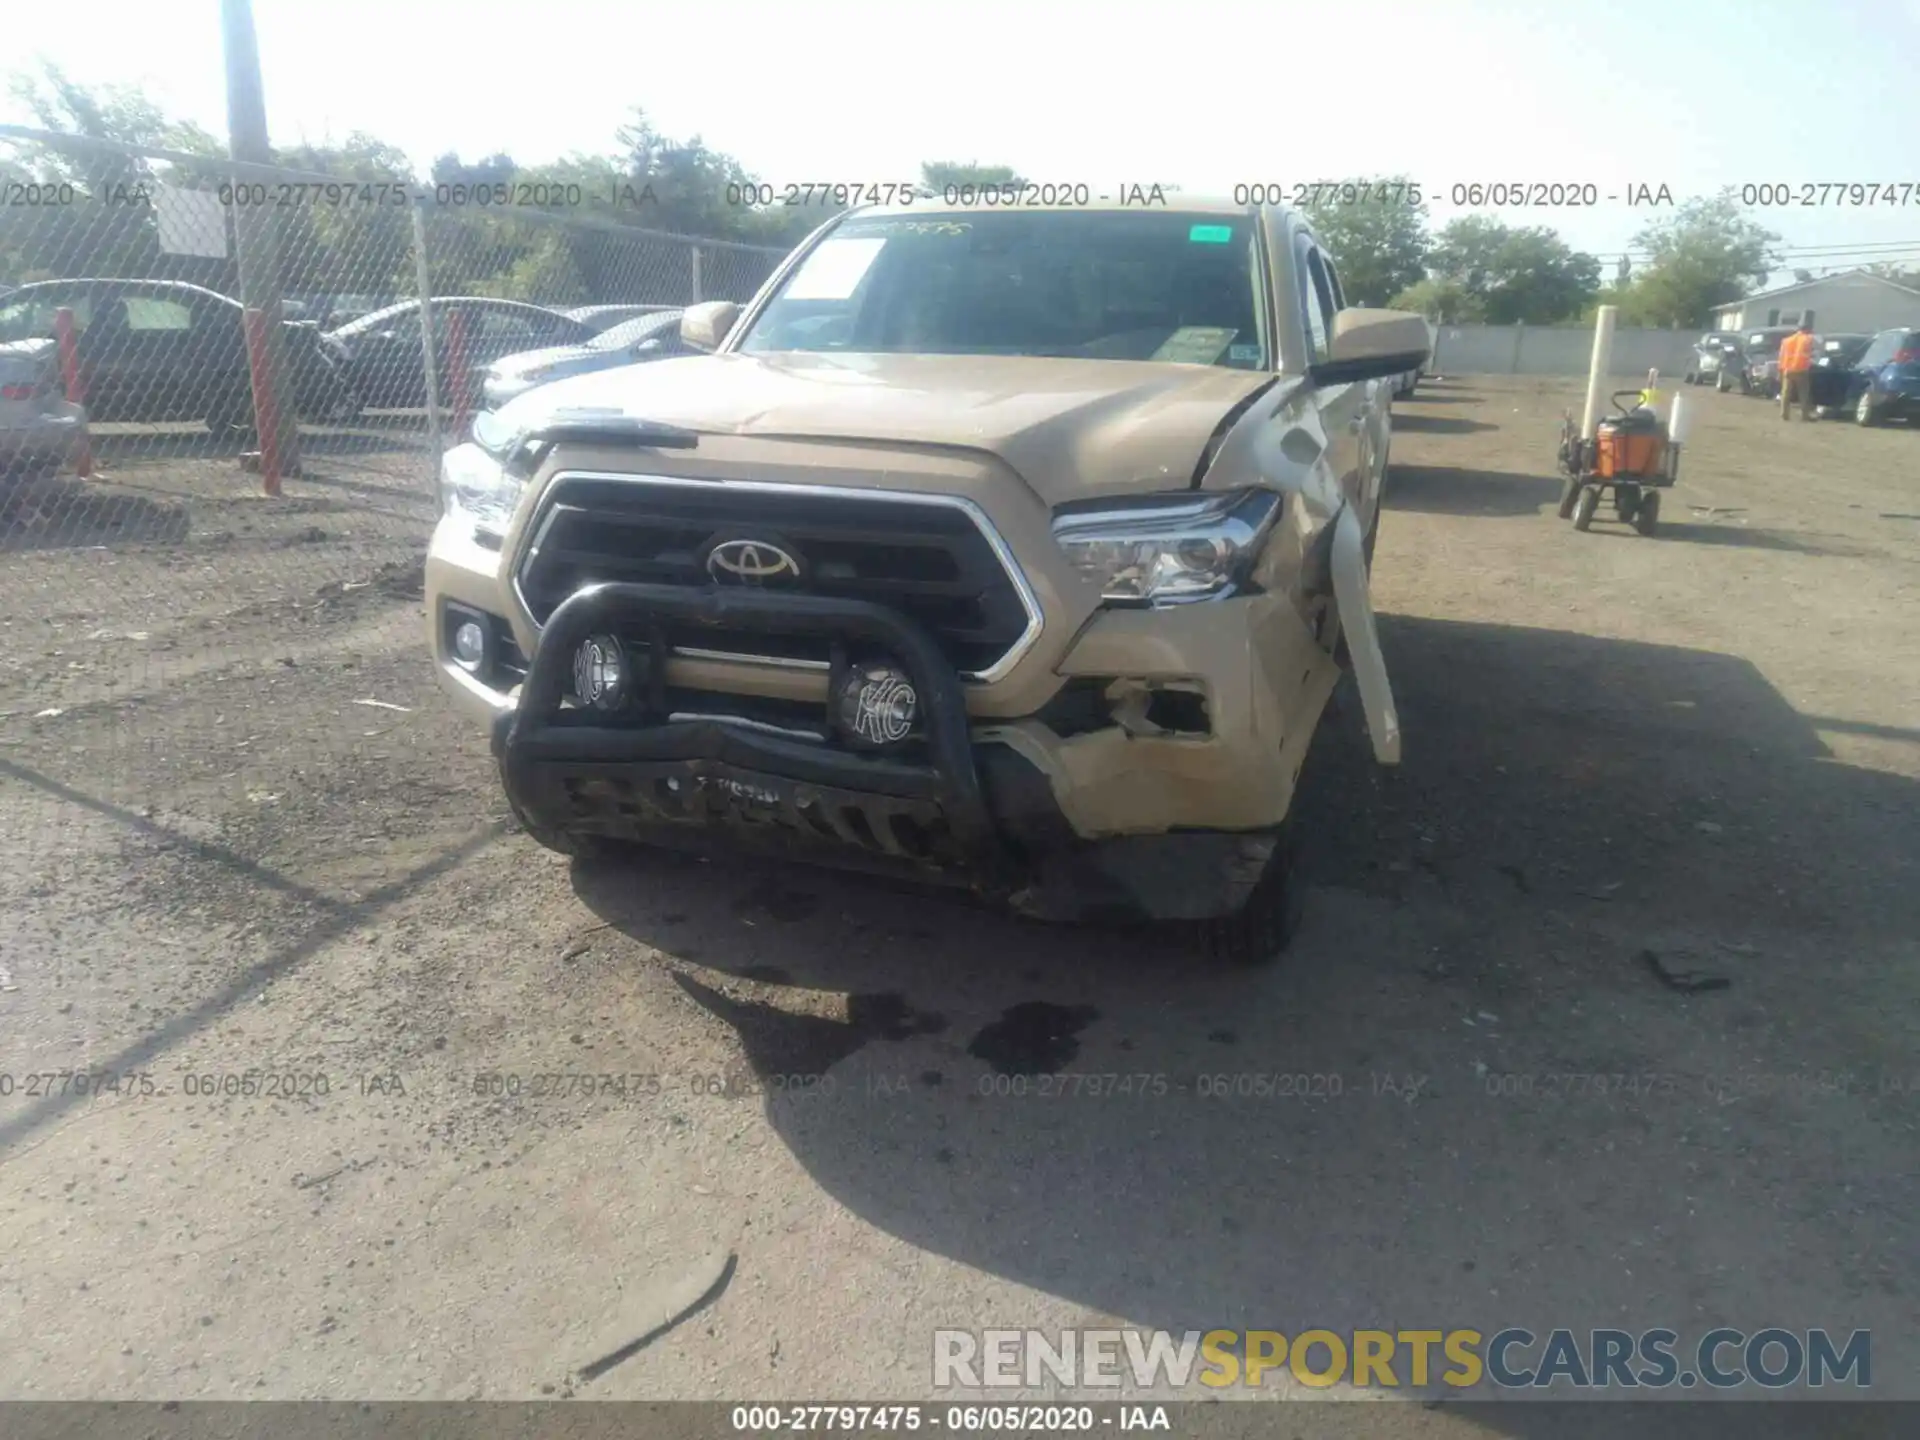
[8,0,1920,290]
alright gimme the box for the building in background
[1713,269,1920,334]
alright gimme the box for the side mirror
[1311,309,1431,386]
[680,301,740,353]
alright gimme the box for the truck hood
[497,350,1280,504]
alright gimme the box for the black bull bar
[492,582,1000,865]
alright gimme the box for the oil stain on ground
[967,1002,1100,1076]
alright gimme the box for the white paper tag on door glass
[783,238,888,301]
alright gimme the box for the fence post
[445,307,472,441]
[409,198,445,471]
[690,245,704,304]
[221,0,301,478]
[53,306,92,477]
[1511,322,1526,374]
[242,305,282,497]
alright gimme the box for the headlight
[1051,489,1282,603]
[439,440,524,536]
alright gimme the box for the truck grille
[515,474,1039,679]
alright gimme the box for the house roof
[1720,267,1920,310]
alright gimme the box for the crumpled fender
[1330,502,1400,764]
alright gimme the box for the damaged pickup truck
[426,198,1427,962]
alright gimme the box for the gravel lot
[1,380,1916,1430]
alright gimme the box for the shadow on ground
[571,616,1918,1423]
[1385,464,1562,517]
[1386,414,1498,435]
[0,473,190,551]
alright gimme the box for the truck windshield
[736,210,1269,370]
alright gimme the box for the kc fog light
[833,659,919,749]
[572,633,630,712]
[451,620,487,672]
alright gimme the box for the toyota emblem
[706,538,803,584]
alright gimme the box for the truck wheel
[505,789,608,860]
[1855,390,1879,426]
[1557,475,1582,519]
[1571,485,1600,531]
[1198,836,1303,966]
[1633,490,1661,536]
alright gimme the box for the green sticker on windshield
[1188,224,1234,243]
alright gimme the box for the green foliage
[0,71,809,305]
[1424,216,1601,324]
[1391,276,1483,323]
[1297,175,1430,307]
[1609,191,1779,327]
[920,161,1025,192]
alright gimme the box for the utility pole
[222,0,300,477]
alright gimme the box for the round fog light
[572,633,629,712]
[452,620,486,671]
[833,659,919,749]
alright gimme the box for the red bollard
[444,306,472,440]
[242,306,282,497]
[53,306,92,477]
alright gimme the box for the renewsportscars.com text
[932,1327,1871,1391]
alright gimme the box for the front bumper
[486,580,1297,921]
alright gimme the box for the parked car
[1732,327,1797,398]
[1685,332,1742,386]
[1808,334,1874,415]
[481,309,691,408]
[1841,327,1920,425]
[328,298,597,409]
[0,338,90,476]
[0,279,357,433]
[563,304,681,334]
[427,199,1427,963]
[1389,320,1437,399]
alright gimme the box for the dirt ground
[1,380,1916,1430]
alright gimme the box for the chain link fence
[0,126,787,848]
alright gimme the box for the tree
[3,61,225,282]
[1297,176,1429,307]
[1613,191,1779,328]
[1868,260,1920,291]
[1424,216,1601,324]
[920,161,1024,193]
[1391,276,1483,323]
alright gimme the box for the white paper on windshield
[1152,327,1238,365]
[783,238,887,300]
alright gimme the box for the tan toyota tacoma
[426,198,1427,962]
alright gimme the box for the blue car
[1844,327,1920,425]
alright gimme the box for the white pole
[1668,390,1691,446]
[1581,306,1617,440]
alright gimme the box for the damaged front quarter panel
[1201,379,1402,765]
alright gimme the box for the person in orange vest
[1777,320,1818,421]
